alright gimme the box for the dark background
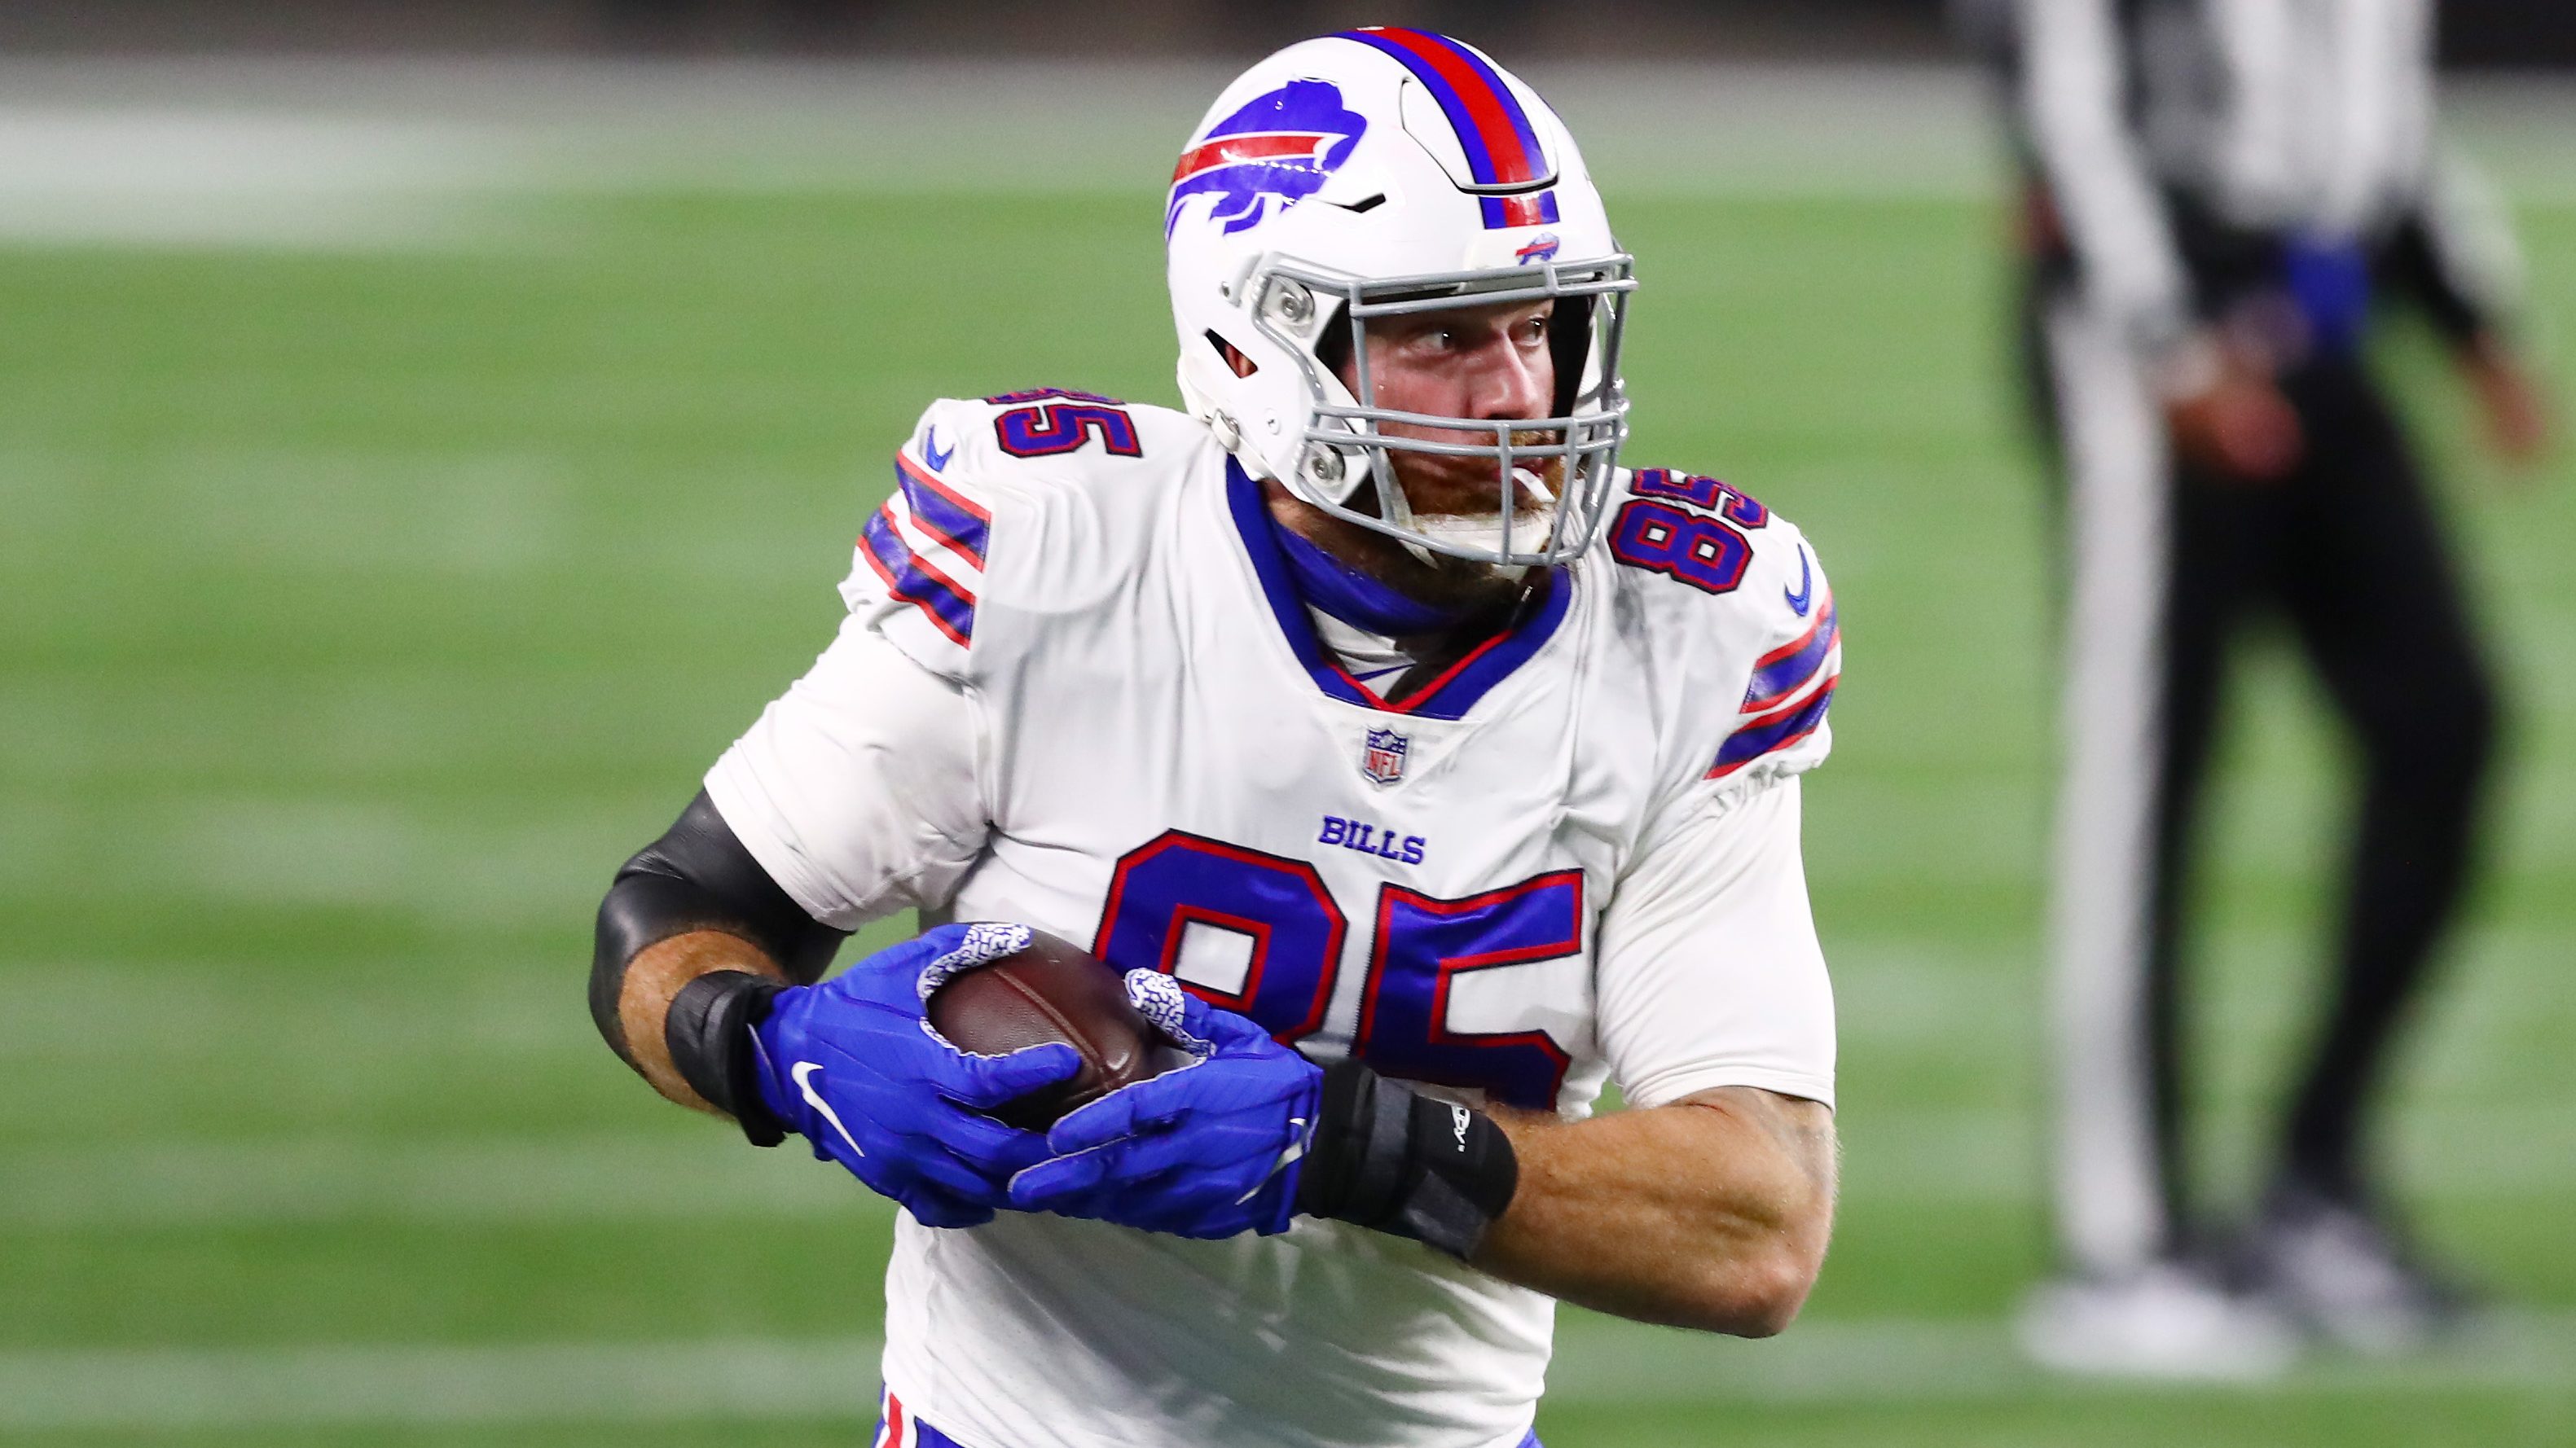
[3,0,2571,67]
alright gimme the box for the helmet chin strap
[1391,463,1557,572]
[1407,511,1553,578]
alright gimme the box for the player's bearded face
[1334,298,1563,600]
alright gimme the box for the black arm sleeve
[590,791,850,1134]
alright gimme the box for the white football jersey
[706,390,1841,1448]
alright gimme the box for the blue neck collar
[1269,521,1471,636]
[1224,461,1573,721]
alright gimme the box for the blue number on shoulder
[988,388,1144,459]
[1632,467,1768,529]
[1609,498,1752,595]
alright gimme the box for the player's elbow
[1730,1247,1823,1337]
[1662,1092,1836,1336]
[1673,1240,1821,1337]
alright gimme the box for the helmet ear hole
[1546,296,1593,417]
[1206,331,1259,378]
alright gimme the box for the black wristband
[1295,1058,1519,1259]
[665,970,789,1147]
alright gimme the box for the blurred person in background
[1961,0,2552,1373]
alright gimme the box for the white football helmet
[1167,28,1634,568]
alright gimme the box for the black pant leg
[2267,358,2501,1199]
[2143,437,2308,1226]
[2143,452,2277,1236]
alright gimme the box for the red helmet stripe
[1343,28,1545,187]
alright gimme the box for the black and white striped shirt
[1984,0,2521,349]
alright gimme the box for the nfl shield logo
[1361,727,1409,786]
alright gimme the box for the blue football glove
[753,923,1082,1229]
[1006,972,1321,1239]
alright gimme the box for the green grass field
[5,164,2575,1446]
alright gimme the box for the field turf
[4,175,2574,1446]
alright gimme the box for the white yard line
[1549,1308,2576,1403]
[0,109,517,248]
[12,1103,2576,1226]
[0,1134,881,1226]
[0,59,2570,248]
[6,1314,2574,1428]
[0,1337,882,1429]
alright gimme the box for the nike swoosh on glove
[753,923,1082,1228]
[1005,972,1321,1239]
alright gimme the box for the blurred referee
[1963,0,2552,1371]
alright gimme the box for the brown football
[925,928,1187,1130]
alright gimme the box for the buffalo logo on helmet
[1513,232,1561,265]
[1167,78,1369,238]
[1361,726,1410,786]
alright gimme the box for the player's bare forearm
[1472,1086,1836,1336]
[614,930,791,1113]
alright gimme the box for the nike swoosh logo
[921,427,954,472]
[1783,545,1813,616]
[791,1061,865,1158]
[1236,1116,1312,1204]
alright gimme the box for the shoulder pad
[910,388,1142,480]
[1597,466,1840,784]
[842,391,1207,679]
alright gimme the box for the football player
[591,29,1843,1448]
